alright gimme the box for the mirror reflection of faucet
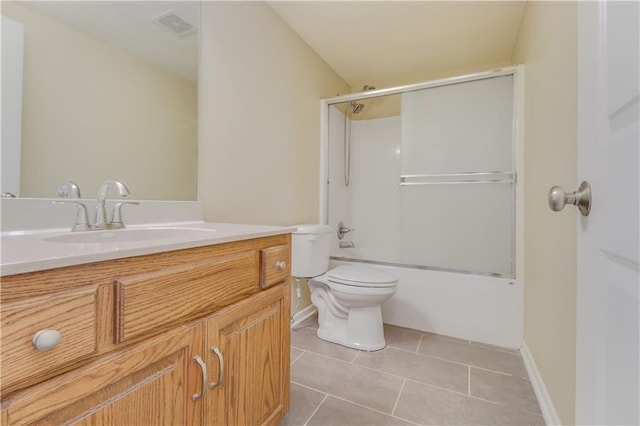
[50,179,138,231]
[339,241,355,249]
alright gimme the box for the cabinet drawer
[260,245,291,288]
[0,286,98,394]
[115,250,258,343]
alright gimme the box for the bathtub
[330,259,523,349]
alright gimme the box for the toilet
[292,224,397,351]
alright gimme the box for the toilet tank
[291,224,332,278]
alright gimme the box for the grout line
[387,343,423,355]
[415,333,424,354]
[403,377,476,400]
[411,348,527,378]
[403,377,543,416]
[468,365,471,395]
[290,349,305,365]
[290,380,328,395]
[469,364,530,379]
[391,378,406,416]
[302,345,471,393]
[303,393,328,426]
[327,393,422,426]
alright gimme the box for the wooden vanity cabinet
[207,285,290,426]
[0,234,291,426]
[1,323,204,426]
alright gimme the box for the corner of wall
[511,2,578,425]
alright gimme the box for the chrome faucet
[51,181,91,231]
[57,180,82,199]
[52,179,137,231]
[94,179,132,230]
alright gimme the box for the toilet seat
[326,265,397,288]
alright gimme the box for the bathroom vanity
[0,223,292,425]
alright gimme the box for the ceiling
[18,1,527,91]
[268,1,527,91]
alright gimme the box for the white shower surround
[320,67,525,348]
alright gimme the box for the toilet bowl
[309,265,397,351]
[292,225,398,351]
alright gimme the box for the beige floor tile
[383,324,423,352]
[418,334,528,377]
[291,347,304,364]
[470,368,541,414]
[291,326,359,362]
[291,352,405,414]
[394,380,545,426]
[279,383,326,426]
[298,314,319,329]
[354,346,469,394]
[307,396,412,426]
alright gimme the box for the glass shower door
[399,75,515,276]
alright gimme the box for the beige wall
[2,3,197,200]
[197,1,350,226]
[513,2,577,424]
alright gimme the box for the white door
[576,1,639,425]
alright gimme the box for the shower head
[350,101,365,114]
[348,84,375,114]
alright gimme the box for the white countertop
[0,222,294,276]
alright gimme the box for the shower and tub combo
[308,67,524,349]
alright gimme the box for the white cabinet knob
[32,329,61,352]
[275,261,287,270]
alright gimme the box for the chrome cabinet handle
[209,346,224,390]
[275,261,287,270]
[32,329,61,351]
[548,181,592,216]
[192,355,208,401]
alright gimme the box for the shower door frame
[319,65,525,280]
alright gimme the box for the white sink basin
[43,227,216,244]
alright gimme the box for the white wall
[328,112,402,262]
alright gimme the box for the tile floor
[280,316,544,426]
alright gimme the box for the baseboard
[291,304,317,329]
[521,341,561,426]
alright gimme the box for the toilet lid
[327,265,397,288]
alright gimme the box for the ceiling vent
[152,11,197,38]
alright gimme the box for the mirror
[1,1,198,200]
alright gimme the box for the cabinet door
[206,284,290,426]
[2,323,204,426]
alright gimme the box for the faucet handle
[57,181,81,199]
[51,200,91,231]
[337,221,355,240]
[111,201,139,227]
